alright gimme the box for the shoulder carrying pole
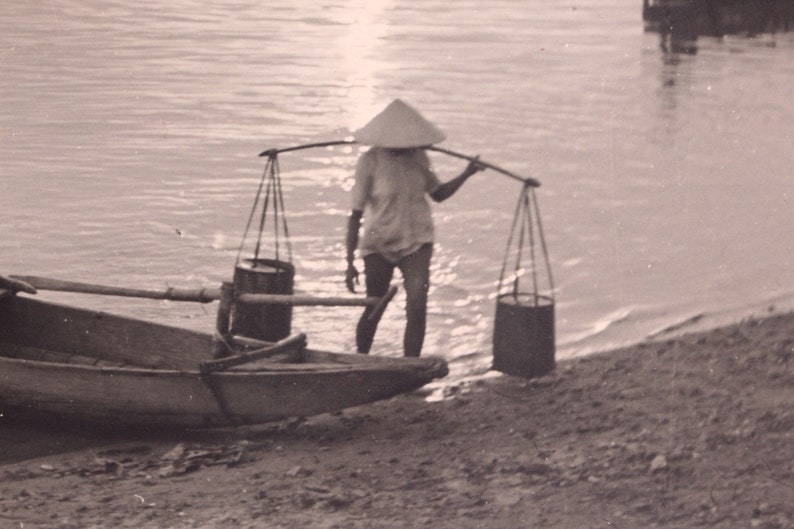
[258,140,541,187]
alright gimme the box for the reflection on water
[2,0,794,383]
[644,0,794,55]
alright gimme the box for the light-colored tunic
[351,148,441,263]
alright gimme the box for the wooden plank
[0,296,213,370]
[3,343,126,367]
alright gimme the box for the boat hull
[0,295,447,428]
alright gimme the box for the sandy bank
[1,311,793,528]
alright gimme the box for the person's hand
[345,263,360,293]
[464,156,486,177]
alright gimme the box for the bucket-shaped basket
[493,293,555,378]
[492,183,555,379]
[231,258,295,342]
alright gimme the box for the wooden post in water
[213,282,235,358]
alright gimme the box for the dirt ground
[1,311,793,529]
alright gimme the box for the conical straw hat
[354,99,446,148]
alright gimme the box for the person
[344,99,484,357]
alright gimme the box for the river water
[2,1,794,383]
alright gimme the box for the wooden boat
[0,141,535,429]
[642,0,794,37]
[0,283,448,428]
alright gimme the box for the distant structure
[642,0,794,38]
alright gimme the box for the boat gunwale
[0,349,447,377]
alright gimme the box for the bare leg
[398,244,433,357]
[356,253,394,354]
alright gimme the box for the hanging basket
[493,293,555,378]
[232,151,295,341]
[231,258,295,342]
[492,184,555,378]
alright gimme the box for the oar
[10,275,220,303]
[10,275,397,316]
[236,285,398,309]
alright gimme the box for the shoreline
[1,310,793,528]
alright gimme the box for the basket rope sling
[492,182,556,378]
[231,150,296,342]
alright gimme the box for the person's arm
[345,209,363,292]
[430,157,485,203]
[346,151,372,293]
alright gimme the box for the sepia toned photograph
[1,1,793,527]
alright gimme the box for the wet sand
[1,311,793,528]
